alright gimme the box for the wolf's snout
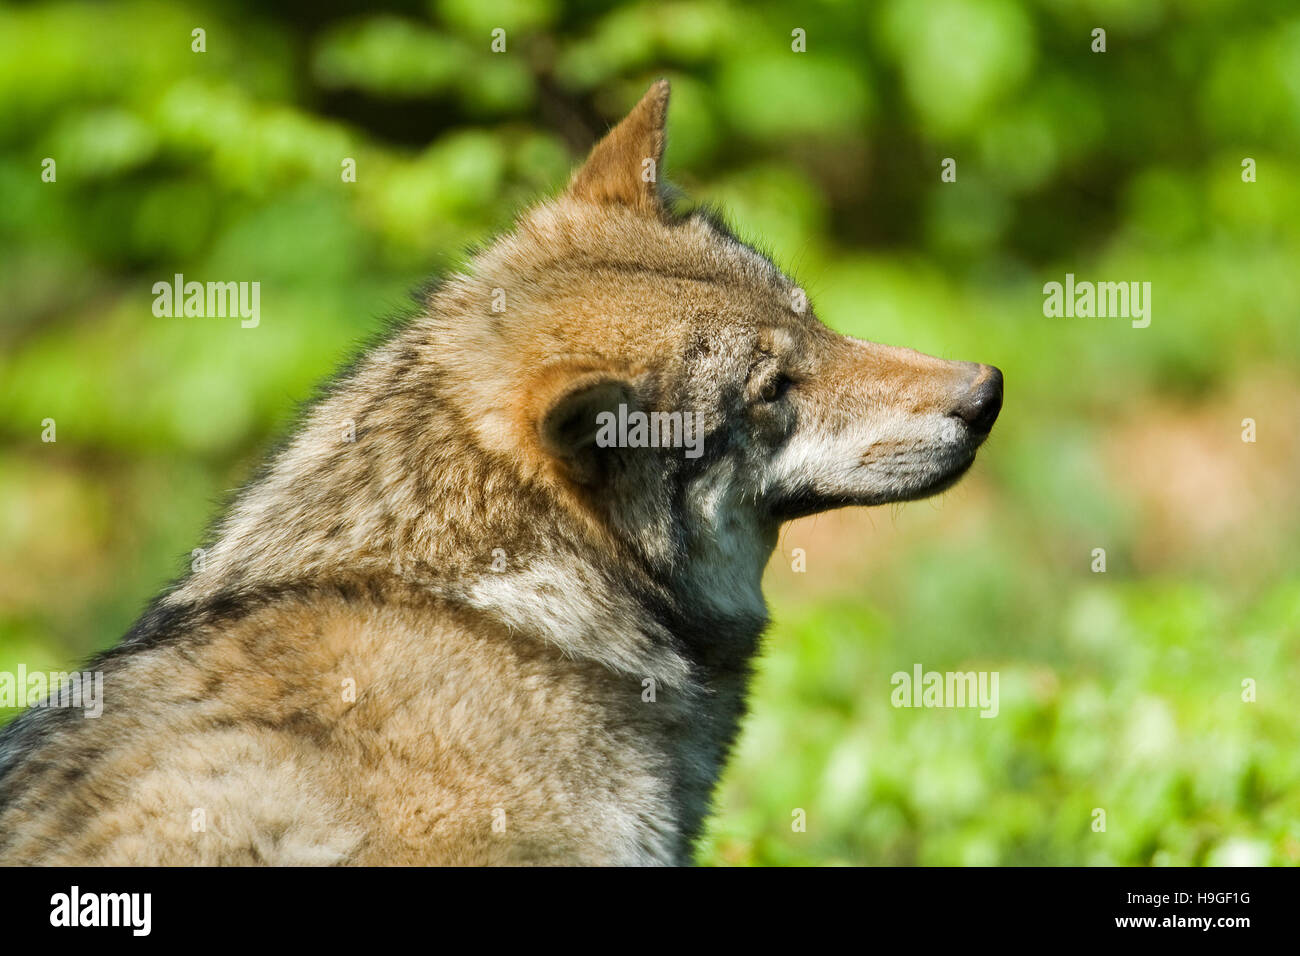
[949,365,1003,435]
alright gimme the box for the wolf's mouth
[768,449,980,522]
[768,488,861,522]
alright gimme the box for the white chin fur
[763,412,977,506]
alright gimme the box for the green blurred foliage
[1,0,1298,865]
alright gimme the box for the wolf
[0,80,1001,865]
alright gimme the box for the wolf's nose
[950,365,1003,434]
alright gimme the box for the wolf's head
[434,81,1002,618]
[179,81,1000,681]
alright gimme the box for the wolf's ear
[567,79,670,216]
[538,371,635,486]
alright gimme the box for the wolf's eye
[760,374,792,403]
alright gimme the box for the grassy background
[1,0,1298,865]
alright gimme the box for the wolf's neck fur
[165,315,771,695]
